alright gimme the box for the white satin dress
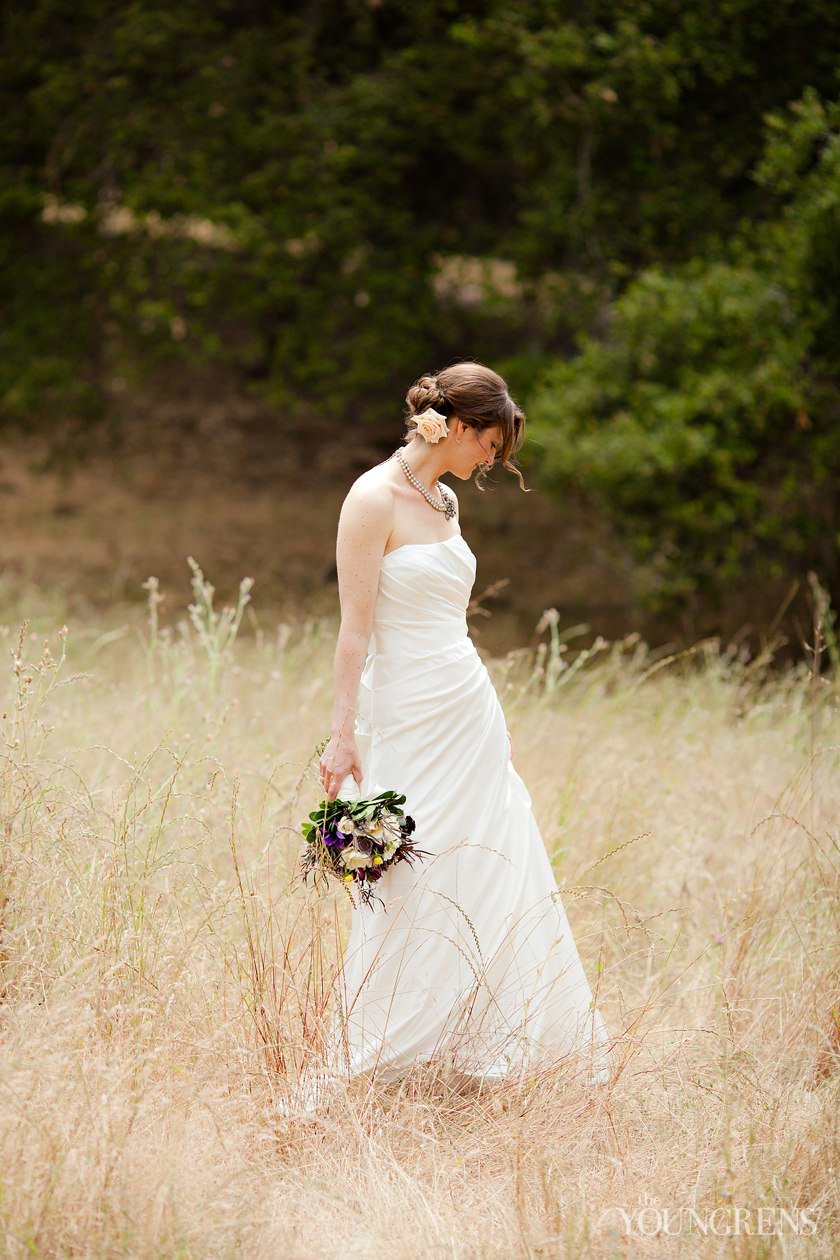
[336,531,613,1084]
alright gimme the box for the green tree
[526,89,840,617]
[4,0,840,429]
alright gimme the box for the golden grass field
[1,562,838,1258]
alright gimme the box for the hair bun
[405,373,446,416]
[401,361,527,488]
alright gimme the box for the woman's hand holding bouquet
[319,731,363,803]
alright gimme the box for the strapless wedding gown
[335,532,613,1084]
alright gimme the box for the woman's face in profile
[450,421,502,479]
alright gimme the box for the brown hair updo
[403,361,527,490]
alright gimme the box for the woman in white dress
[319,361,613,1087]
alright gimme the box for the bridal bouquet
[300,790,426,907]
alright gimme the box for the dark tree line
[2,0,839,618]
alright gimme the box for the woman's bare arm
[320,478,392,800]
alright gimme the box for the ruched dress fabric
[336,533,613,1084]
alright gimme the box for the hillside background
[3,0,840,652]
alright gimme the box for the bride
[318,361,613,1087]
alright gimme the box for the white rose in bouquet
[341,846,373,871]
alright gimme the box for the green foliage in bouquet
[301,789,426,908]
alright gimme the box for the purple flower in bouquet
[300,789,427,908]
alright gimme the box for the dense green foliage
[2,1,839,616]
[528,88,840,611]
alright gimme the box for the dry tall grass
[1,569,838,1258]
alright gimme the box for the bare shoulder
[336,463,397,555]
[340,464,395,523]
[346,460,396,500]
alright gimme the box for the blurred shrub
[3,0,840,431]
[527,90,840,615]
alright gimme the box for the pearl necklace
[394,450,456,520]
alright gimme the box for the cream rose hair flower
[413,408,449,443]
